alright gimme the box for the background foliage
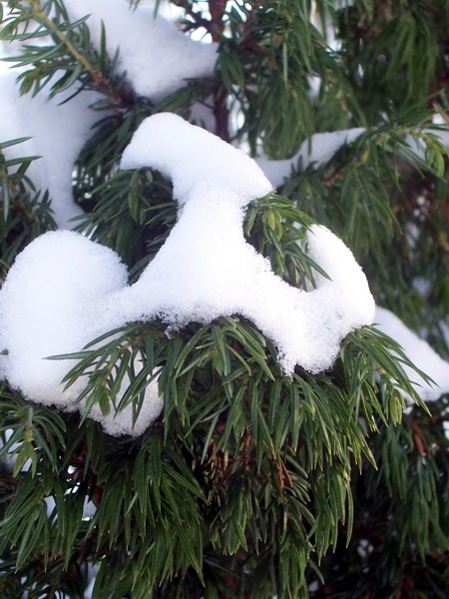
[1,0,449,597]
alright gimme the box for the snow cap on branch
[120,112,272,204]
[0,113,375,436]
[63,0,218,100]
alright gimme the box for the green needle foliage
[1,1,449,597]
[0,138,55,282]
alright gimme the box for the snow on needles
[0,0,217,228]
[0,114,375,436]
[63,0,217,101]
[374,307,449,402]
[0,72,102,228]
[256,128,366,188]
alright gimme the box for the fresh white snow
[0,0,217,228]
[63,0,217,101]
[0,231,162,436]
[0,114,376,435]
[0,71,102,228]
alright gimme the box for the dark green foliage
[336,0,449,126]
[0,318,426,598]
[76,168,175,282]
[310,398,449,598]
[0,138,55,282]
[1,0,449,598]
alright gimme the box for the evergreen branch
[23,0,124,103]
[27,0,93,75]
[2,1,449,595]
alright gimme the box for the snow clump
[0,113,375,435]
[63,0,218,101]
[0,231,162,437]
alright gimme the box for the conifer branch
[24,0,125,104]
[2,0,449,595]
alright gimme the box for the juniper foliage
[1,1,449,598]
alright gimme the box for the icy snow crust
[0,114,376,436]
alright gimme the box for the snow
[0,0,217,228]
[256,128,365,188]
[374,306,449,401]
[113,114,375,375]
[0,114,375,435]
[0,231,162,437]
[120,112,271,203]
[261,126,444,176]
[256,126,449,189]
[0,71,102,228]
[63,0,217,101]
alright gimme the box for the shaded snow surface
[256,128,365,188]
[374,307,449,402]
[0,71,101,228]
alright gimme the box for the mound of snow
[0,114,375,435]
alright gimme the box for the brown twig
[209,0,230,141]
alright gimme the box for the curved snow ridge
[118,115,374,375]
[0,114,375,436]
[121,112,273,204]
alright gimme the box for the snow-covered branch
[0,114,375,435]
